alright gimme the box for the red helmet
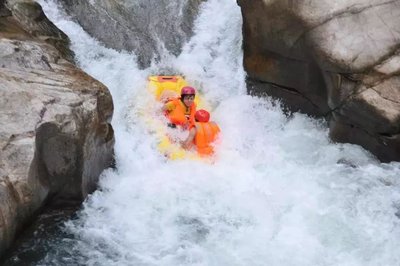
[195,109,210,122]
[181,86,196,95]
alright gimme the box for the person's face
[182,94,195,107]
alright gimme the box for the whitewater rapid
[36,0,400,265]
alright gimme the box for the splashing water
[26,0,400,265]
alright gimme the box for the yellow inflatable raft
[147,75,204,160]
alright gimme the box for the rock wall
[238,0,400,162]
[0,0,114,257]
[59,0,204,68]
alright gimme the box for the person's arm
[181,126,196,149]
[163,101,175,112]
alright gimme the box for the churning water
[11,0,400,265]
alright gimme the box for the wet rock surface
[59,0,204,68]
[238,0,400,162]
[0,1,114,257]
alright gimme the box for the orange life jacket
[194,122,220,155]
[165,98,196,129]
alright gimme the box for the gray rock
[238,0,400,162]
[0,0,11,16]
[0,13,114,256]
[5,0,74,62]
[59,0,204,68]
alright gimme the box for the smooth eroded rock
[0,11,114,257]
[238,0,400,162]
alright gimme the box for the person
[163,86,197,130]
[184,109,220,155]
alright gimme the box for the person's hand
[180,140,193,149]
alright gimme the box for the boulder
[238,0,400,162]
[59,0,204,68]
[0,8,114,257]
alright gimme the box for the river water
[4,0,400,265]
